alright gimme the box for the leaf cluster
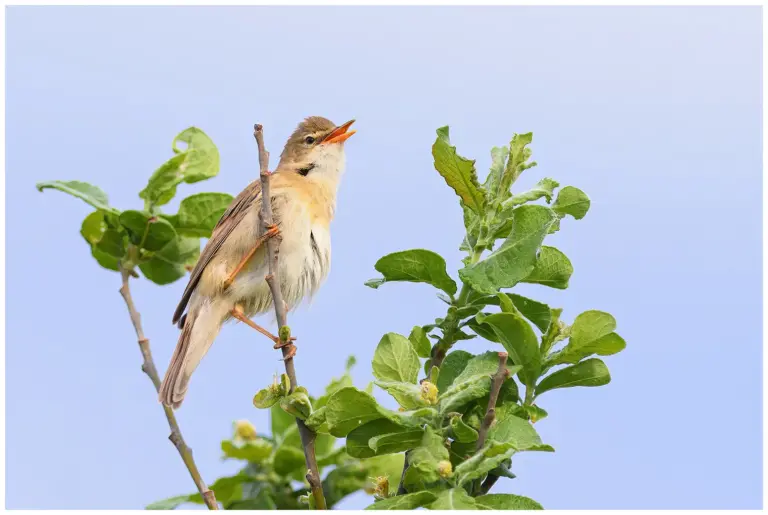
[37,127,231,284]
[355,126,626,509]
[151,358,401,510]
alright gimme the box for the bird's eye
[305,136,315,144]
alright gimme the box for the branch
[253,124,327,510]
[476,351,509,451]
[118,266,218,510]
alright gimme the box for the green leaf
[375,381,428,410]
[503,177,559,209]
[552,186,590,219]
[273,444,306,476]
[476,494,543,510]
[459,205,558,294]
[220,439,273,462]
[366,249,457,295]
[408,326,432,358]
[435,350,473,393]
[347,419,417,458]
[36,180,117,213]
[479,313,540,387]
[500,132,537,193]
[226,490,277,510]
[279,390,312,420]
[139,236,200,285]
[523,404,549,423]
[321,461,369,507]
[469,293,551,333]
[362,453,407,485]
[466,316,500,343]
[372,333,421,384]
[172,127,221,182]
[118,210,177,251]
[540,308,567,356]
[325,387,387,437]
[438,353,521,415]
[270,404,296,442]
[484,146,509,199]
[432,126,486,214]
[91,246,120,271]
[80,211,107,245]
[548,311,626,365]
[508,294,552,333]
[370,428,425,455]
[365,491,437,510]
[96,229,126,258]
[536,358,611,396]
[252,384,284,409]
[403,427,450,489]
[172,192,233,237]
[146,494,194,510]
[450,414,479,443]
[187,473,255,506]
[454,443,516,486]
[522,246,573,290]
[305,406,328,433]
[429,488,480,510]
[489,415,553,452]
[139,128,220,208]
[454,351,509,384]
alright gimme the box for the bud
[420,381,438,405]
[280,373,291,395]
[279,390,312,420]
[437,460,453,479]
[370,476,389,499]
[279,325,291,342]
[233,420,257,441]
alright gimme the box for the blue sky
[5,5,762,510]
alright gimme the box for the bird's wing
[172,179,263,324]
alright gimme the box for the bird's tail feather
[159,299,231,409]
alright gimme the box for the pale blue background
[5,6,762,510]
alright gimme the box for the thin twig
[118,266,218,510]
[254,124,327,510]
[476,351,509,451]
[470,351,509,496]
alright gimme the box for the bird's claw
[278,343,297,361]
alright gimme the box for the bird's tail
[159,298,231,409]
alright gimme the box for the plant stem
[475,352,509,451]
[253,124,327,510]
[118,266,218,510]
[471,351,509,496]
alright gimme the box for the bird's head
[277,116,356,181]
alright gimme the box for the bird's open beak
[323,119,356,145]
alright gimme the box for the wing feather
[172,179,262,324]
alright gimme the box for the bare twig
[476,351,509,451]
[254,124,327,510]
[118,266,218,510]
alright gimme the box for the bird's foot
[277,342,297,360]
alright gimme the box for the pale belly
[223,203,332,317]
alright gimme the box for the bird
[158,116,356,409]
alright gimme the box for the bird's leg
[231,304,297,351]
[231,303,279,343]
[223,224,279,290]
